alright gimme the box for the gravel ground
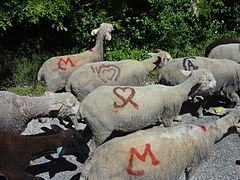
[22,104,240,180]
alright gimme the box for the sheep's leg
[227,91,239,108]
[185,165,199,180]
[161,118,173,127]
[69,116,82,130]
[45,78,63,93]
[45,83,59,93]
[92,130,112,147]
[81,126,93,143]
[38,117,53,124]
[174,115,183,122]
[196,97,210,118]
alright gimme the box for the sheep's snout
[201,72,216,91]
[235,122,240,133]
[207,78,216,90]
[104,32,112,41]
[70,101,80,115]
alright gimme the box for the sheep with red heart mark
[79,68,216,148]
[66,50,172,102]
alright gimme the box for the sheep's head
[91,23,114,41]
[47,92,80,118]
[150,50,173,69]
[181,68,216,94]
[235,122,240,133]
[58,129,90,159]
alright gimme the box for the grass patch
[6,84,46,96]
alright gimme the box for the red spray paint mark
[197,125,207,132]
[88,49,93,52]
[91,64,121,83]
[58,57,75,71]
[127,143,160,176]
[113,87,139,109]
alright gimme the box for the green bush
[6,84,45,96]
[0,0,239,88]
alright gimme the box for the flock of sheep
[0,22,240,180]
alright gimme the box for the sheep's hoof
[74,127,81,131]
[73,122,86,131]
[73,125,82,131]
[38,118,48,123]
[174,115,183,122]
[196,111,203,118]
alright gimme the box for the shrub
[6,84,45,96]
[0,0,239,87]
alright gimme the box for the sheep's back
[80,125,211,180]
[158,57,240,92]
[208,43,240,63]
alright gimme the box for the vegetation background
[0,0,239,95]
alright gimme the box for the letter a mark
[58,57,76,71]
[127,143,160,176]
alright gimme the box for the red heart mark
[91,64,121,83]
[102,69,117,81]
[113,87,139,109]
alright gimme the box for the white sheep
[208,43,240,63]
[157,56,240,117]
[80,105,240,180]
[0,91,80,133]
[66,50,172,101]
[204,38,240,57]
[79,69,216,147]
[37,23,114,92]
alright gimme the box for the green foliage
[105,37,149,61]
[0,0,73,30]
[6,84,45,96]
[0,0,239,86]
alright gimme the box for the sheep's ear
[49,103,63,111]
[181,70,191,77]
[91,28,100,35]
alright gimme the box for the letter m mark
[127,143,160,176]
[58,57,75,71]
